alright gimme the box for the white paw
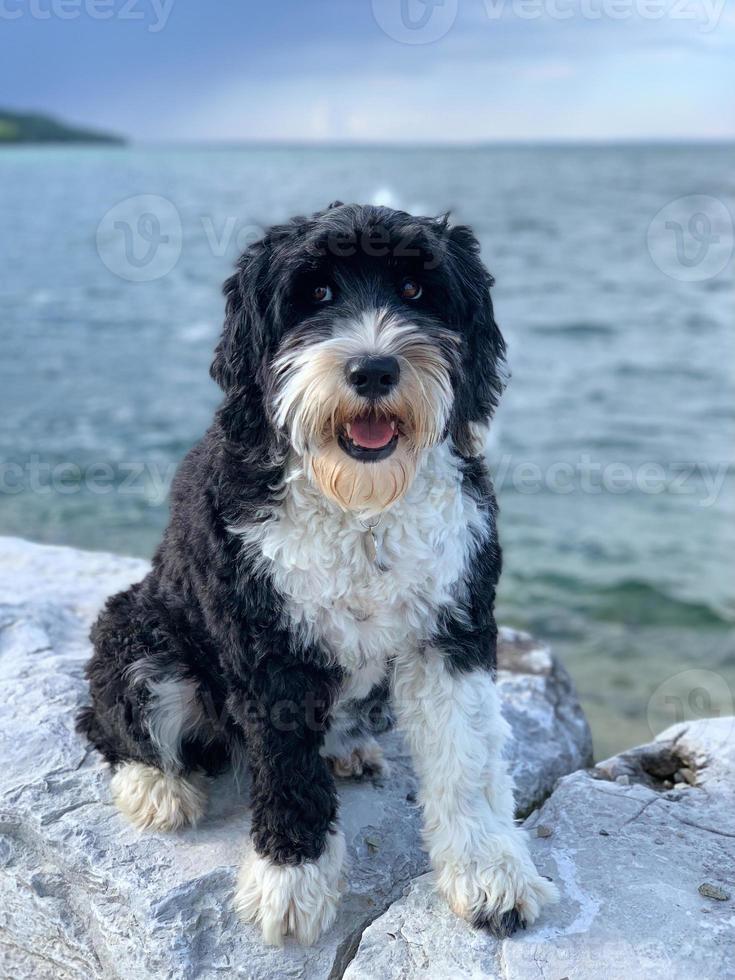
[327,738,390,780]
[437,832,558,938]
[110,762,207,832]
[234,831,346,946]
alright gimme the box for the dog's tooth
[345,423,352,437]
[390,419,396,431]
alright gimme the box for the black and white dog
[78,202,557,945]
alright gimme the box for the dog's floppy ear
[210,238,268,392]
[444,223,507,456]
[210,242,279,453]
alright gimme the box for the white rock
[345,717,735,980]
[0,537,591,979]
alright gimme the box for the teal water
[0,144,733,757]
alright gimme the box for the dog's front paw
[437,833,558,939]
[234,831,346,946]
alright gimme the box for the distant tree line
[0,109,125,144]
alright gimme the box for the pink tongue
[349,416,394,449]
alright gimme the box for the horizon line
[5,136,734,150]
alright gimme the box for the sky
[1,0,734,142]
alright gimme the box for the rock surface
[345,717,735,980]
[0,537,592,979]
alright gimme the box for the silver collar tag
[360,516,385,570]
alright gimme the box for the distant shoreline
[0,109,125,145]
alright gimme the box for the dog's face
[212,203,505,514]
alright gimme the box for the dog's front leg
[393,646,558,937]
[231,661,345,946]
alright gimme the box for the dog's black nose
[346,356,400,399]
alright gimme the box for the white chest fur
[232,443,490,700]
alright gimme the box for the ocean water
[0,144,733,758]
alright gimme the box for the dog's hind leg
[108,665,212,832]
[321,679,393,781]
[78,586,215,833]
[326,735,388,780]
[110,762,208,832]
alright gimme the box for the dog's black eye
[399,279,422,301]
[312,285,333,304]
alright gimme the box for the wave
[591,579,732,629]
[528,321,615,337]
[511,571,733,629]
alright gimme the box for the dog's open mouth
[338,414,399,462]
